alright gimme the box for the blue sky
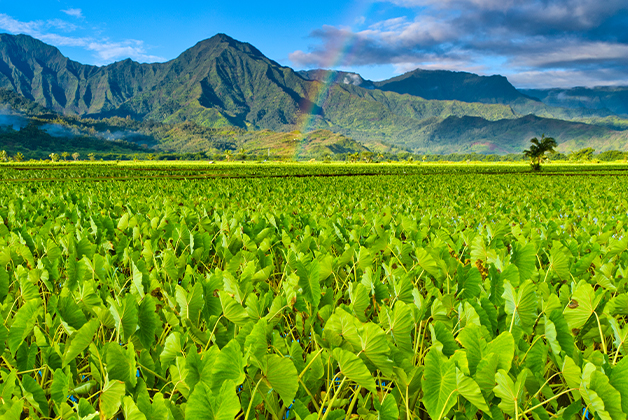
[0,0,627,88]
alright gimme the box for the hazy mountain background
[1,32,627,157]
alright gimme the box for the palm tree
[523,134,557,171]
[88,153,96,161]
[0,150,7,162]
[62,152,69,161]
[49,153,60,162]
[14,152,24,162]
[72,152,80,161]
[224,150,234,162]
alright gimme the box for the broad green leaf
[511,243,536,282]
[549,243,571,280]
[51,368,69,406]
[502,280,537,332]
[430,321,459,357]
[297,259,321,307]
[374,394,399,420]
[210,340,246,394]
[422,347,458,420]
[109,294,138,343]
[176,282,204,325]
[260,354,298,407]
[486,332,514,372]
[609,357,628,416]
[562,356,582,401]
[8,299,40,356]
[107,341,137,388]
[63,318,100,367]
[0,266,8,303]
[137,295,157,349]
[456,369,491,416]
[332,348,377,393]
[21,375,48,415]
[219,291,250,326]
[563,280,602,331]
[357,322,393,376]
[99,379,125,419]
[123,396,148,420]
[493,369,520,417]
[160,332,183,367]
[587,371,624,420]
[185,380,240,420]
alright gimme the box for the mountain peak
[187,33,266,59]
[373,67,530,104]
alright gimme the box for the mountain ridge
[1,32,627,154]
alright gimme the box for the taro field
[0,162,628,420]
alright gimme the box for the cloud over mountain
[290,0,628,87]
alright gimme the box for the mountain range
[1,32,627,155]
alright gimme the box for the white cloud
[61,9,83,18]
[291,0,628,87]
[0,13,164,64]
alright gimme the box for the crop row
[0,169,627,419]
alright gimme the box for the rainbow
[293,1,373,160]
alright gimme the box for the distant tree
[224,150,234,162]
[237,147,247,161]
[72,152,80,161]
[0,150,7,162]
[569,147,595,162]
[598,150,625,162]
[376,153,384,162]
[348,152,359,163]
[14,152,24,162]
[362,152,374,163]
[49,153,60,162]
[147,153,155,161]
[62,151,69,161]
[523,134,557,171]
[88,153,96,161]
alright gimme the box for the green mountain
[373,69,531,105]
[1,32,627,154]
[521,87,628,116]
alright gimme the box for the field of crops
[1,162,627,420]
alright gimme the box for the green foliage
[523,134,557,170]
[0,162,627,420]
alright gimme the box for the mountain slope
[373,69,530,105]
[1,33,626,154]
[521,87,628,116]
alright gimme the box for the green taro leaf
[51,368,70,406]
[123,396,148,420]
[260,354,299,407]
[219,291,250,326]
[374,394,399,420]
[185,380,241,420]
[422,347,458,420]
[8,299,41,356]
[136,295,157,349]
[563,280,603,331]
[63,318,100,367]
[176,282,204,325]
[21,375,48,415]
[99,379,126,419]
[332,348,377,393]
[609,357,628,417]
[297,259,322,308]
[109,294,138,343]
[456,369,491,416]
[502,280,537,333]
